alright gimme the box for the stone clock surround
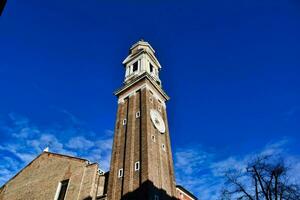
[150,109,166,133]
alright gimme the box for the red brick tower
[107,40,177,200]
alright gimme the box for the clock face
[150,109,166,133]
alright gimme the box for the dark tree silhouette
[220,156,300,200]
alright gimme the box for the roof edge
[176,185,198,200]
[0,151,100,189]
[130,40,155,53]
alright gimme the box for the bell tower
[107,40,176,200]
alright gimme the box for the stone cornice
[114,72,170,101]
[122,49,161,68]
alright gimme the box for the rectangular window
[154,195,159,200]
[54,179,69,200]
[122,119,127,125]
[150,63,154,73]
[134,161,140,171]
[151,135,156,142]
[118,168,123,178]
[136,111,141,118]
[162,144,166,151]
[133,61,138,72]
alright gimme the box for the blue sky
[1,0,300,199]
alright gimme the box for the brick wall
[0,152,106,200]
[107,77,176,200]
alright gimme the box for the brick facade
[0,152,107,200]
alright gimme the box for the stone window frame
[54,179,69,200]
[149,90,154,104]
[132,61,138,72]
[162,144,166,151]
[118,168,123,178]
[151,135,156,142]
[134,161,140,171]
[150,63,154,73]
[135,111,141,118]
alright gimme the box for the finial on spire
[43,147,49,152]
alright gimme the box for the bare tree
[220,156,300,200]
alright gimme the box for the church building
[0,41,197,200]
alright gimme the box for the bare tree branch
[220,155,300,200]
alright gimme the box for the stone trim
[115,72,169,101]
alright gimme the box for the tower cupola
[122,40,162,86]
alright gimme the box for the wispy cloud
[0,112,113,186]
[59,109,83,125]
[174,146,222,200]
[174,139,300,200]
[67,136,95,150]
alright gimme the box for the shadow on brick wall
[121,180,178,200]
